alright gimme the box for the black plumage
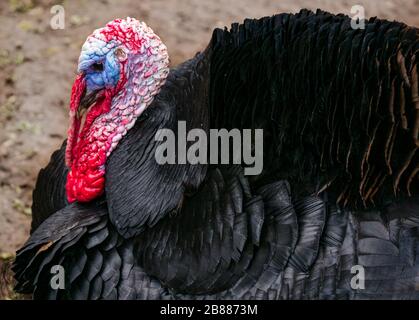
[14,9,419,299]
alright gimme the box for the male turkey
[13,9,419,299]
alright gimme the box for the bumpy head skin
[65,18,170,203]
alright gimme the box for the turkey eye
[91,62,104,72]
[115,48,127,61]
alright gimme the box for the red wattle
[66,160,105,203]
[66,89,113,203]
[69,74,86,112]
[66,74,86,167]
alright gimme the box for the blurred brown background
[0,0,418,297]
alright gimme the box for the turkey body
[14,10,419,299]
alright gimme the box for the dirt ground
[0,0,418,298]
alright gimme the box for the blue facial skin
[78,39,121,92]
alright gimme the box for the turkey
[13,9,419,300]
